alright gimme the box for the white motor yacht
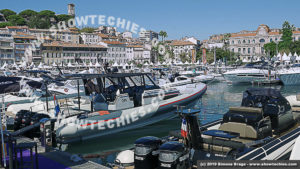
[223,62,275,84]
[278,64,300,85]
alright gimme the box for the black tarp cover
[0,76,43,94]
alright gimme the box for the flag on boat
[202,48,207,65]
[54,95,60,117]
[181,118,188,138]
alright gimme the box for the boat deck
[5,136,110,169]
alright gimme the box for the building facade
[102,41,127,64]
[139,30,158,42]
[0,13,7,23]
[13,32,38,63]
[229,24,300,61]
[0,32,14,65]
[80,32,101,45]
[41,42,107,64]
[170,40,197,62]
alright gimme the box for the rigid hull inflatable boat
[122,88,300,169]
[55,73,207,143]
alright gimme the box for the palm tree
[159,31,164,41]
[159,31,168,42]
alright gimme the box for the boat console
[220,106,272,140]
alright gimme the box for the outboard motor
[134,136,162,169]
[157,141,190,169]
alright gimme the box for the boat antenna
[57,66,63,76]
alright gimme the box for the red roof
[170,40,195,46]
[103,41,124,45]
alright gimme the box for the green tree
[19,9,38,20]
[0,9,16,18]
[278,21,294,53]
[159,31,164,41]
[0,22,13,28]
[80,27,96,33]
[264,41,277,57]
[159,31,168,42]
[38,10,56,18]
[290,40,300,55]
[57,14,74,22]
[27,15,51,29]
[7,15,26,26]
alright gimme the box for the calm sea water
[64,81,300,164]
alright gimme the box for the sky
[1,0,299,40]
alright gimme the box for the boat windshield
[130,76,143,86]
[243,62,271,69]
[159,152,179,163]
[135,146,153,156]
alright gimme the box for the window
[238,40,241,44]
[243,40,246,44]
[232,48,234,52]
[248,40,250,43]
[248,48,250,54]
[275,38,278,41]
[243,48,246,54]
[238,48,241,53]
[252,39,255,43]
[270,38,273,42]
[231,40,234,44]
[259,39,265,43]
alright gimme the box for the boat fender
[115,150,134,165]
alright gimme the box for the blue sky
[1,0,299,40]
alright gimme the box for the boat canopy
[241,88,291,115]
[0,76,43,94]
[63,73,160,105]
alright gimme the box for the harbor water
[64,81,300,164]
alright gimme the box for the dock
[2,136,110,169]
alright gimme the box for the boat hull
[224,74,270,84]
[56,83,207,143]
[279,73,300,85]
[192,120,300,161]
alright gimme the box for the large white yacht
[278,64,300,85]
[223,62,275,84]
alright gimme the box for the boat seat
[108,93,134,110]
[202,137,245,150]
[223,107,263,127]
[296,94,300,101]
[202,143,232,153]
[229,107,262,114]
[292,107,300,112]
[219,122,257,139]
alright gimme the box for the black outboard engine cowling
[134,136,162,169]
[158,141,190,169]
